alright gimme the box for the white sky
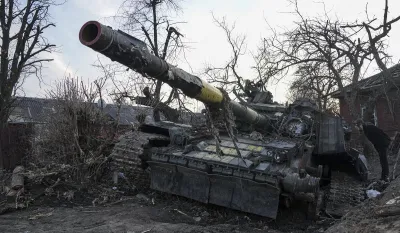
[21,0,400,111]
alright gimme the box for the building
[8,97,151,126]
[331,64,400,137]
[2,97,198,169]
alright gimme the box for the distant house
[7,96,205,132]
[8,97,57,125]
[331,64,400,137]
[1,97,53,170]
[7,97,159,128]
[2,96,204,170]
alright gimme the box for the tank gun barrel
[79,21,270,127]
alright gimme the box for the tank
[78,21,369,219]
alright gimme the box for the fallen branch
[31,178,61,202]
[140,229,153,233]
[374,204,400,217]
[29,211,54,220]
[25,172,59,179]
[392,148,400,180]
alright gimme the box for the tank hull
[148,161,281,218]
[142,130,320,219]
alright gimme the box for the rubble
[366,189,381,198]
[201,211,210,217]
[135,193,150,202]
[325,175,400,233]
[386,196,400,205]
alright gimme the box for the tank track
[325,171,365,217]
[110,130,168,190]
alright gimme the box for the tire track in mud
[0,203,273,233]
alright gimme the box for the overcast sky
[21,0,400,110]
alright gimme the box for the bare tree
[114,0,186,121]
[342,0,400,120]
[92,56,182,122]
[348,0,400,71]
[204,14,280,103]
[0,0,61,128]
[29,75,121,184]
[287,63,338,112]
[257,0,400,156]
[257,0,375,118]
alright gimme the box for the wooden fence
[0,124,33,171]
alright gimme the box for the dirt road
[0,200,277,233]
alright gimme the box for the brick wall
[0,124,33,170]
[338,97,361,124]
[375,96,400,137]
[337,89,400,138]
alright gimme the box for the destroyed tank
[78,21,369,219]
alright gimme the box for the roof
[331,63,400,98]
[8,97,58,123]
[8,97,203,126]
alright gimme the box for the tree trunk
[0,95,12,128]
[345,94,376,156]
[151,1,162,122]
[153,80,163,122]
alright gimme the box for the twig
[174,208,190,217]
[106,198,135,206]
[392,148,400,180]
[366,181,378,190]
[31,178,61,203]
[25,172,58,179]
[140,229,153,233]
[204,106,222,156]
[49,178,61,189]
[375,204,400,217]
[28,211,54,220]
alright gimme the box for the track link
[110,130,169,189]
[325,171,365,217]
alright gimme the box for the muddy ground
[325,173,400,233]
[0,203,267,233]
[0,179,332,233]
[0,183,334,233]
[0,151,399,233]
